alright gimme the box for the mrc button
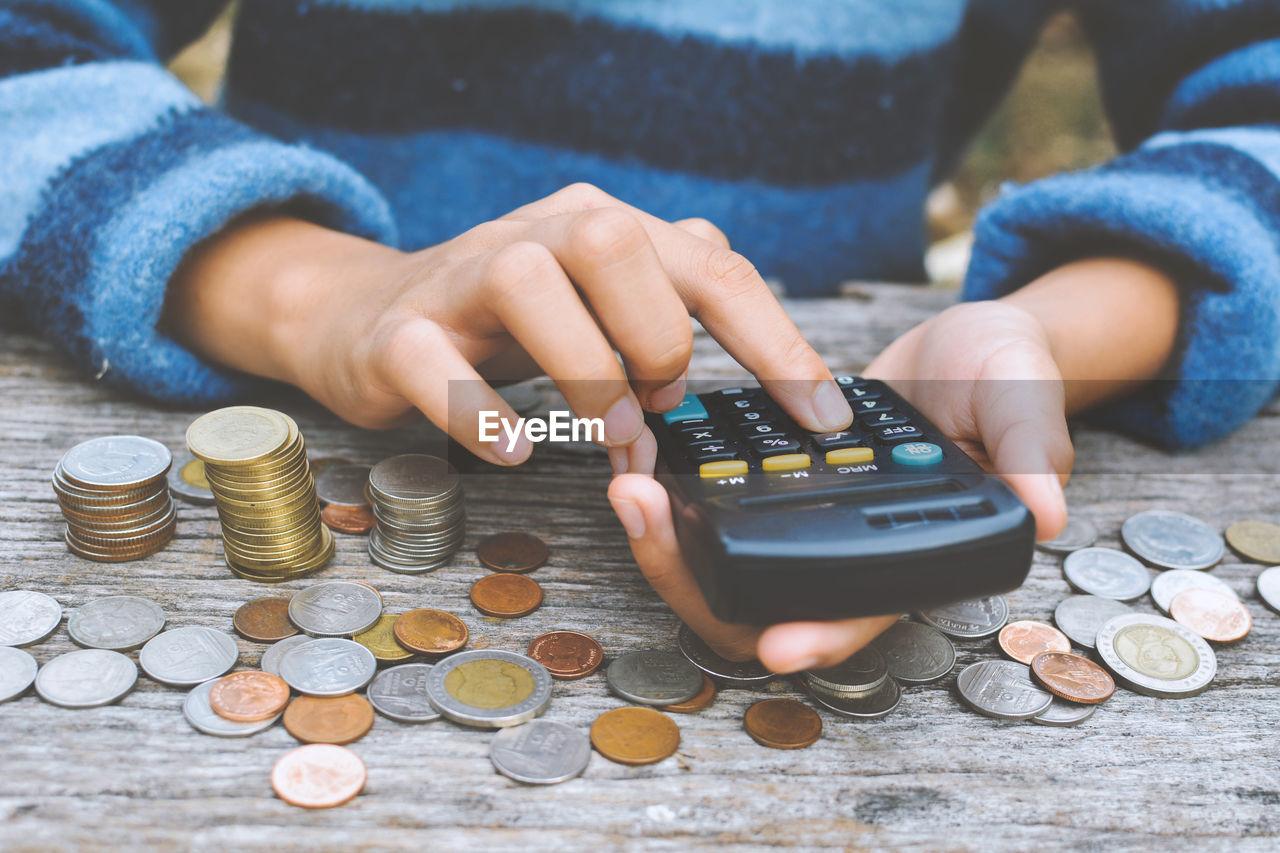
[891,442,943,466]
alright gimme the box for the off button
[892,442,942,466]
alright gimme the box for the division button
[891,442,942,466]
[699,460,748,479]
[761,454,811,472]
[826,447,875,466]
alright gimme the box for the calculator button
[699,460,748,478]
[891,442,942,466]
[851,397,892,413]
[741,422,785,438]
[663,394,709,424]
[751,436,802,456]
[825,447,875,466]
[689,444,738,462]
[723,397,771,414]
[761,453,811,472]
[735,411,769,426]
[874,424,926,443]
[835,376,869,388]
[843,385,878,401]
[680,427,724,445]
[857,410,909,428]
[811,431,863,450]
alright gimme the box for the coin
[1150,569,1238,614]
[664,675,717,713]
[209,671,291,721]
[1258,566,1280,613]
[288,582,383,637]
[808,677,902,719]
[0,590,62,646]
[476,532,549,573]
[1169,588,1252,643]
[322,503,376,535]
[743,698,822,749]
[393,609,469,655]
[59,434,171,488]
[1036,515,1098,554]
[35,648,137,708]
[426,650,553,728]
[0,646,38,702]
[1053,595,1132,650]
[997,621,1071,665]
[1063,548,1151,601]
[187,407,289,467]
[1032,697,1096,727]
[139,627,239,686]
[915,595,1009,639]
[233,597,298,643]
[277,638,377,697]
[869,620,955,684]
[261,634,312,676]
[367,663,440,723]
[168,454,215,505]
[352,614,414,663]
[956,660,1053,720]
[1121,509,1224,570]
[528,631,604,680]
[283,694,376,744]
[183,679,282,737]
[470,573,543,618]
[802,647,888,697]
[271,744,366,809]
[676,623,773,687]
[490,720,592,785]
[607,650,704,706]
[590,707,680,766]
[1095,613,1216,698]
[1226,520,1280,564]
[366,455,465,573]
[1030,652,1115,704]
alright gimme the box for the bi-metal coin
[915,595,1009,639]
[288,582,383,638]
[0,590,62,647]
[1063,548,1151,601]
[167,453,215,505]
[35,649,137,708]
[277,638,377,697]
[184,679,282,737]
[67,595,166,651]
[955,660,1053,720]
[139,627,239,687]
[1036,516,1098,554]
[0,646,38,703]
[869,620,955,684]
[1095,613,1216,699]
[1150,569,1238,615]
[426,650,553,729]
[367,663,440,723]
[1053,595,1133,650]
[677,624,773,688]
[1121,510,1224,571]
[606,650,704,706]
[490,720,592,785]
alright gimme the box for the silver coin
[58,435,172,488]
[1063,548,1151,601]
[139,627,239,686]
[367,663,440,723]
[1036,515,1098,554]
[67,595,166,651]
[677,624,773,688]
[1258,566,1280,614]
[1053,595,1133,650]
[606,650,704,706]
[183,679,281,737]
[869,620,956,684]
[277,638,376,697]
[1121,510,1224,570]
[167,452,215,505]
[0,590,62,646]
[426,649,553,728]
[0,646,38,702]
[314,464,372,508]
[809,677,902,719]
[802,647,888,697]
[1095,613,1216,698]
[497,382,544,416]
[1150,569,1238,614]
[260,634,312,676]
[490,720,591,785]
[288,582,382,637]
[956,660,1053,720]
[368,454,459,502]
[1032,697,1096,727]
[35,648,137,708]
[915,595,1009,639]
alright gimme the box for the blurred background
[168,4,1116,285]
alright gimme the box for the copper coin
[233,597,298,643]
[665,675,716,713]
[283,694,376,744]
[743,698,823,750]
[271,744,366,809]
[209,671,292,722]
[997,620,1071,665]
[590,706,680,766]
[476,532,549,573]
[1030,652,1116,704]
[1169,588,1253,643]
[470,573,543,618]
[322,503,376,535]
[393,609,469,655]
[527,631,604,680]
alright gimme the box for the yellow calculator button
[826,447,874,466]
[699,460,749,478]
[761,454,811,472]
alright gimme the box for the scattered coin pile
[366,455,465,572]
[53,436,176,562]
[187,406,333,581]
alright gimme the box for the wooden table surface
[2,284,1278,852]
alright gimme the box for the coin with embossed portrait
[490,720,591,784]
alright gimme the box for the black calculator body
[648,377,1035,623]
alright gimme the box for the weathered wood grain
[1,284,1278,852]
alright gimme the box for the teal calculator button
[662,395,709,424]
[892,442,942,466]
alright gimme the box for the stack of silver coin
[367,454,465,572]
[53,436,176,562]
[799,646,904,719]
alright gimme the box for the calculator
[648,377,1035,623]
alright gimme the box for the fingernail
[811,381,852,431]
[608,447,629,476]
[648,373,687,412]
[603,396,644,445]
[493,435,531,464]
[609,497,646,539]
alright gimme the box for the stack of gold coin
[186,407,333,581]
[53,435,176,562]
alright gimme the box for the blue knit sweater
[3,0,1279,448]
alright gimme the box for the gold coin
[187,406,291,467]
[444,659,535,709]
[354,614,414,663]
[1226,520,1280,564]
[590,707,680,766]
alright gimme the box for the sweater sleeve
[0,1,397,404]
[962,0,1280,449]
